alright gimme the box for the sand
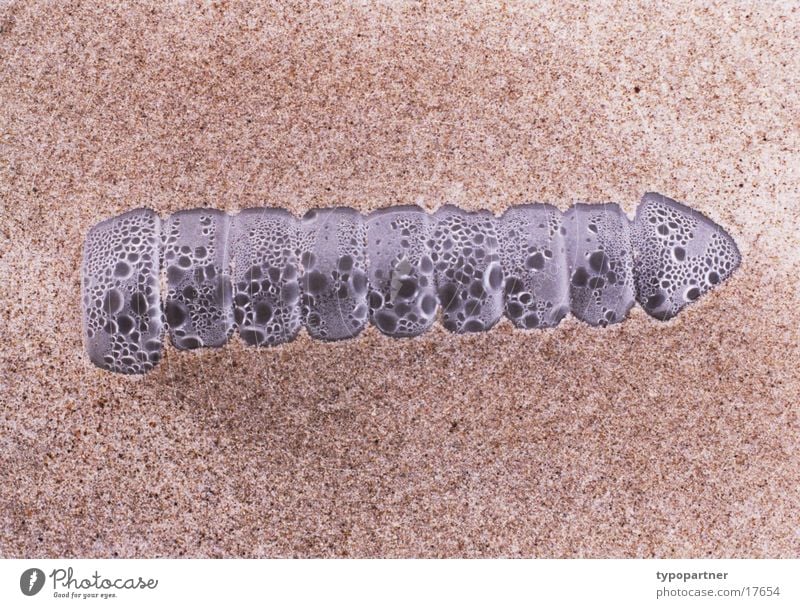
[0,1,798,558]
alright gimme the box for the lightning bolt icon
[28,571,38,592]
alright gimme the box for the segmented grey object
[366,206,437,337]
[564,203,637,327]
[229,208,303,347]
[82,193,741,374]
[497,204,570,329]
[431,205,505,333]
[633,192,741,320]
[298,208,369,341]
[163,209,233,349]
[82,209,163,374]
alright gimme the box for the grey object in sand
[82,193,741,374]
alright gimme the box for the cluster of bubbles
[82,193,741,373]
[82,209,163,374]
[163,210,233,349]
[297,208,370,341]
[563,203,637,327]
[367,206,437,337]
[229,209,305,347]
[496,204,570,329]
[632,193,741,320]
[429,206,505,333]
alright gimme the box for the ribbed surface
[82,193,741,373]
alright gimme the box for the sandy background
[1,1,798,558]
